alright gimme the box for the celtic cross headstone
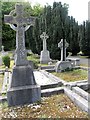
[58,39,69,61]
[4,3,41,106]
[4,4,35,66]
[40,32,49,51]
[40,32,50,64]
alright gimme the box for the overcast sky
[26,0,89,24]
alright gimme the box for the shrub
[33,61,39,69]
[2,55,10,68]
[27,52,31,56]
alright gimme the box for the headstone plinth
[66,58,80,67]
[55,39,72,72]
[4,3,41,106]
[40,50,50,64]
[40,32,50,64]
[7,65,41,106]
[55,61,72,72]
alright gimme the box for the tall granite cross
[58,39,69,61]
[4,4,41,107]
[4,3,36,66]
[40,32,49,51]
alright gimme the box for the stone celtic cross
[40,32,49,51]
[58,39,69,61]
[4,3,36,66]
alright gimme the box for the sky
[26,0,89,24]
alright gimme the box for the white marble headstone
[40,32,49,51]
[40,32,50,64]
[58,39,69,61]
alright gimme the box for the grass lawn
[52,69,88,82]
[0,64,5,69]
[1,94,88,118]
[80,64,88,67]
[79,55,89,59]
[0,60,14,71]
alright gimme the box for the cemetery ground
[52,69,88,82]
[1,2,90,118]
[0,52,88,82]
[0,94,88,118]
[0,52,89,118]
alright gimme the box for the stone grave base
[40,50,50,64]
[64,81,90,114]
[66,58,80,67]
[7,65,41,106]
[7,85,41,106]
[0,69,90,114]
[55,61,72,72]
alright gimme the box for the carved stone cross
[58,39,69,61]
[40,32,49,51]
[4,3,36,66]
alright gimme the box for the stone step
[65,80,88,89]
[41,87,64,97]
[77,82,90,90]
[72,86,90,101]
[41,82,63,90]
[39,65,55,70]
[0,87,64,102]
[44,68,55,72]
[64,87,90,114]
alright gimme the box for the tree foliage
[2,2,90,59]
[79,21,90,56]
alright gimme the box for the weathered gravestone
[1,45,8,56]
[55,39,72,72]
[0,45,8,66]
[1,45,4,53]
[4,3,41,106]
[40,32,50,64]
[58,39,68,61]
